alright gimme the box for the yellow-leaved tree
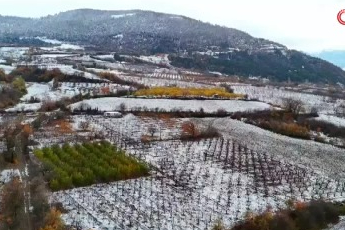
[40,208,65,230]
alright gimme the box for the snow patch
[315,114,345,128]
[59,44,84,50]
[36,37,84,50]
[138,54,170,65]
[0,169,21,184]
[35,37,63,45]
[170,16,183,19]
[113,34,124,39]
[6,103,42,112]
[38,54,76,58]
[209,71,223,76]
[111,13,136,19]
[327,217,345,230]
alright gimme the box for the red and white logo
[338,9,345,25]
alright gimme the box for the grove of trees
[134,87,243,99]
[34,141,150,191]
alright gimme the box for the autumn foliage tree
[181,121,199,139]
[101,86,110,95]
[181,121,220,140]
[21,124,33,155]
[57,120,73,134]
[39,208,65,230]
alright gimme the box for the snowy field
[144,72,194,81]
[2,46,345,229]
[6,81,132,112]
[50,65,104,81]
[21,82,130,102]
[327,218,345,230]
[231,85,344,114]
[21,83,72,102]
[70,98,272,113]
[50,115,345,230]
[6,103,42,112]
[93,54,115,60]
[138,54,170,65]
[36,37,84,50]
[37,54,77,58]
[72,114,184,141]
[0,47,29,60]
[86,67,208,88]
[37,64,104,81]
[315,114,345,128]
[85,68,127,76]
[6,82,77,112]
[208,117,345,178]
[122,75,209,88]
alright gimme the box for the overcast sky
[0,0,344,53]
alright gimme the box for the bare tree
[148,125,157,137]
[198,120,221,138]
[282,98,305,115]
[0,178,25,230]
[2,119,22,163]
[334,103,345,118]
[310,106,318,116]
[119,103,126,113]
[79,121,90,131]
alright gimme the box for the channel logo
[338,9,345,25]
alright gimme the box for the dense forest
[169,51,345,84]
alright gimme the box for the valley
[0,9,345,230]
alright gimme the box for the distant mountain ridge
[0,9,280,52]
[0,9,345,84]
